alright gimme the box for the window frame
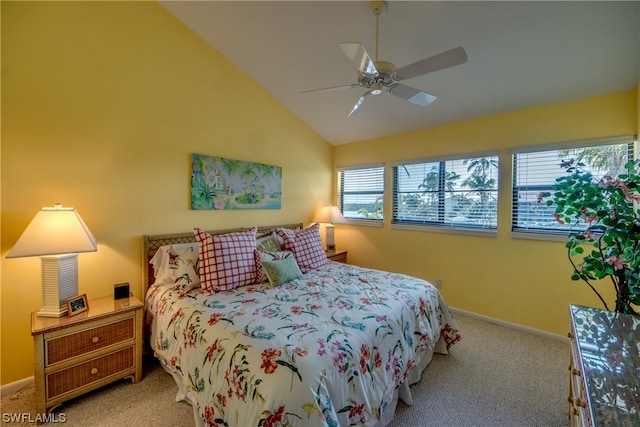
[337,164,385,227]
[511,135,636,241]
[391,152,500,236]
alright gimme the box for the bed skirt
[157,334,449,427]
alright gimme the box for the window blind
[393,155,499,229]
[512,137,635,233]
[337,165,384,221]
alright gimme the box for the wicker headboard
[142,223,303,297]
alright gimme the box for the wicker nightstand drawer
[46,318,134,365]
[46,346,134,400]
[32,296,143,414]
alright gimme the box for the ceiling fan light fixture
[370,83,384,95]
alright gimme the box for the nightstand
[325,250,348,263]
[31,295,143,414]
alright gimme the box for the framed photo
[66,294,89,317]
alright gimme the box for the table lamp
[313,205,346,251]
[6,204,97,317]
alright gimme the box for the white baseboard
[450,307,568,344]
[1,376,34,398]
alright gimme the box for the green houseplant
[540,159,640,316]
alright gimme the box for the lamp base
[37,306,69,317]
[325,225,336,252]
[37,254,79,317]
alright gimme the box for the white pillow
[256,231,281,252]
[150,242,200,289]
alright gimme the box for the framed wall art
[191,153,282,210]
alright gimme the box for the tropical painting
[191,153,282,210]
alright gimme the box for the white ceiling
[161,1,640,145]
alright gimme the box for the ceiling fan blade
[300,84,361,94]
[395,46,468,81]
[388,84,437,107]
[339,42,378,76]
[347,91,375,118]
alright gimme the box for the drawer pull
[92,336,100,344]
[568,397,587,407]
[90,367,98,375]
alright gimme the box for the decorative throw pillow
[149,243,200,290]
[261,256,303,287]
[194,227,258,292]
[255,250,295,283]
[256,231,281,253]
[171,274,199,292]
[276,224,327,273]
[254,249,266,283]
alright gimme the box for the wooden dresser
[567,304,640,426]
[31,295,143,414]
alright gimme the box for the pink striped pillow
[276,224,327,273]
[194,227,257,292]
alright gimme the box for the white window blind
[337,165,384,221]
[392,155,499,230]
[512,137,635,233]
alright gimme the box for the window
[337,165,384,223]
[392,155,499,230]
[512,136,635,235]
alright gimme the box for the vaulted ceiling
[161,1,640,145]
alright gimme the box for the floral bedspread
[146,261,460,427]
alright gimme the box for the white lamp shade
[313,205,346,225]
[7,204,97,258]
[313,205,345,252]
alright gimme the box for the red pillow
[276,224,327,273]
[254,249,268,284]
[194,227,257,292]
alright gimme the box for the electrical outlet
[434,278,442,289]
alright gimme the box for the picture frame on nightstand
[66,293,89,317]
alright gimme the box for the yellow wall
[334,90,638,336]
[1,1,637,388]
[0,2,332,385]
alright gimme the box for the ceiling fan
[302,1,468,118]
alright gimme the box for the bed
[143,223,460,427]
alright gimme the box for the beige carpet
[1,314,570,426]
